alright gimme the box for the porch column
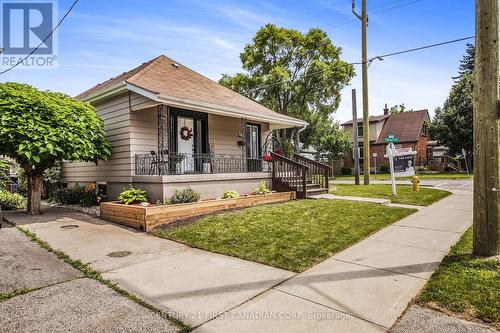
[157,105,169,175]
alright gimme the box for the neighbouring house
[62,55,312,202]
[341,106,431,172]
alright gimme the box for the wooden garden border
[100,191,296,231]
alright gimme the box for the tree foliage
[429,73,473,156]
[312,121,352,160]
[454,43,475,81]
[0,83,111,214]
[219,24,354,146]
[429,44,475,160]
[389,103,412,114]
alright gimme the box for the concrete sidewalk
[0,223,177,332]
[3,207,294,328]
[4,181,472,332]
[195,187,472,332]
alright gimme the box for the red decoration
[274,148,283,156]
[180,126,193,140]
[263,155,272,162]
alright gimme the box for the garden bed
[100,191,295,231]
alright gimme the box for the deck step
[306,188,328,196]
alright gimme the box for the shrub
[52,185,86,205]
[378,165,390,174]
[118,186,148,205]
[167,187,200,205]
[222,191,239,199]
[253,181,271,195]
[341,167,351,175]
[81,189,99,207]
[0,190,25,210]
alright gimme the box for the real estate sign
[385,142,417,195]
[393,153,416,177]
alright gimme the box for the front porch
[123,103,329,202]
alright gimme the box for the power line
[368,35,474,63]
[370,0,422,15]
[249,35,474,92]
[196,0,424,73]
[0,0,80,75]
[322,0,423,31]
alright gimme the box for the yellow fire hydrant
[411,175,420,192]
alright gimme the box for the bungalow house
[62,55,325,202]
[341,107,431,172]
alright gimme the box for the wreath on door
[180,126,193,140]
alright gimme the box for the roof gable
[375,110,429,144]
[341,114,389,126]
[76,55,305,127]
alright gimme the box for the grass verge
[2,220,192,333]
[333,172,472,181]
[332,184,451,206]
[417,227,499,327]
[152,200,415,273]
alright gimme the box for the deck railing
[135,153,269,176]
[271,152,309,199]
[293,153,330,191]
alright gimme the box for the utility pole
[353,0,370,185]
[473,0,499,256]
[352,89,360,185]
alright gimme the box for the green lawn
[417,228,500,326]
[332,184,451,206]
[151,200,415,272]
[333,172,472,181]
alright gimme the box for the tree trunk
[26,173,43,215]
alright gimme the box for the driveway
[0,222,177,332]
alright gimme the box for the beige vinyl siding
[208,114,242,155]
[62,92,153,184]
[130,106,158,158]
[208,114,270,155]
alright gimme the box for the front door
[170,108,208,174]
[177,116,195,173]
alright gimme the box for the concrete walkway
[3,180,473,332]
[0,223,177,332]
[310,193,392,204]
[310,193,425,210]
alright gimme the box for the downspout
[294,125,306,153]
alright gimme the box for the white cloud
[215,5,279,30]
[209,37,237,50]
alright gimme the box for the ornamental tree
[311,120,352,160]
[0,83,111,214]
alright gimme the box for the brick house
[341,107,431,172]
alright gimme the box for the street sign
[384,134,400,143]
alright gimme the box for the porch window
[246,123,261,172]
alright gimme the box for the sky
[1,0,475,123]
